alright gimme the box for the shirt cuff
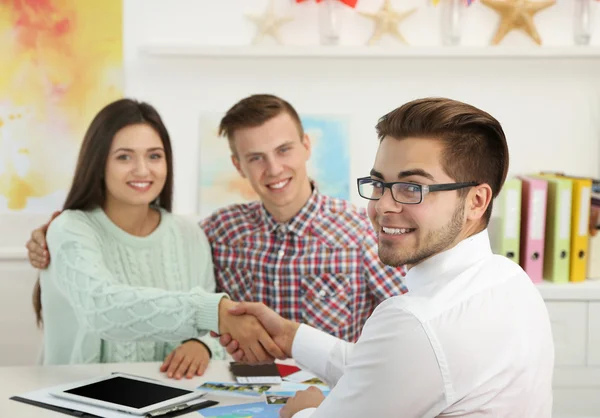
[292,407,317,418]
[291,324,339,379]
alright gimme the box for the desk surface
[2,361,598,418]
[0,360,272,417]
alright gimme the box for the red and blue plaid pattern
[201,188,407,342]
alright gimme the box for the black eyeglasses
[357,177,478,204]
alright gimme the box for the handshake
[215,302,328,417]
[214,299,301,364]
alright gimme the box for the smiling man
[219,97,555,417]
[200,94,407,343]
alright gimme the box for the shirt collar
[259,181,321,236]
[404,229,492,293]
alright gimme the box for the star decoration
[246,0,293,45]
[359,0,416,45]
[481,0,556,45]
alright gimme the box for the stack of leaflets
[198,382,272,398]
[198,375,331,417]
[200,402,283,418]
[264,382,330,405]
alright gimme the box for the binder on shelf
[519,176,548,284]
[532,175,572,283]
[587,232,600,280]
[539,173,592,282]
[489,177,522,262]
[564,176,592,282]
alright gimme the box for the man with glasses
[25,94,407,347]
[217,97,554,418]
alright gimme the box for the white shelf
[536,280,600,301]
[140,44,600,59]
[0,247,27,261]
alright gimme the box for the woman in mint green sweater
[32,99,282,379]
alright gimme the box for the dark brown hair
[375,97,509,225]
[218,94,304,151]
[33,98,174,326]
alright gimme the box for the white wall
[2,0,600,374]
[124,0,600,217]
[0,261,42,365]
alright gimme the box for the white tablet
[49,373,205,415]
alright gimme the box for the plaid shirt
[200,187,407,342]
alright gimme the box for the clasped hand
[217,298,291,364]
[215,300,298,364]
[214,302,323,417]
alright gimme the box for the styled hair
[375,97,509,225]
[33,98,174,327]
[218,94,303,151]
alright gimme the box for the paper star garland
[246,0,293,45]
[359,0,417,45]
[480,0,556,45]
[296,0,358,7]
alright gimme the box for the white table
[0,360,277,417]
[1,361,598,418]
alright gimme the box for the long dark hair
[33,98,174,326]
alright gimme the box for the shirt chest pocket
[300,272,352,338]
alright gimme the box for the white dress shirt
[291,229,554,417]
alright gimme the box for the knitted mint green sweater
[40,207,226,364]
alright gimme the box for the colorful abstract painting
[0,0,123,212]
[198,113,350,218]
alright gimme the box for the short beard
[378,203,465,267]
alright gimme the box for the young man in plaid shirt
[201,94,407,343]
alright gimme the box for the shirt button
[278,250,284,257]
[318,289,326,297]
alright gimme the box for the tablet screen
[64,376,193,409]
